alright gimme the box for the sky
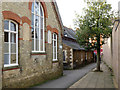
[56,0,120,29]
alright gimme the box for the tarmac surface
[33,63,96,88]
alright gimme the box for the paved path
[33,63,96,88]
[69,62,115,89]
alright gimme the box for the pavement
[69,62,115,89]
[33,63,96,88]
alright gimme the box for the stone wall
[2,1,63,88]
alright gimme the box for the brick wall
[2,1,63,88]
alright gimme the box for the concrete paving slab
[69,62,115,89]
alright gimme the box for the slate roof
[63,26,85,50]
[62,39,85,50]
[63,26,76,40]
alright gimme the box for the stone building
[1,0,63,88]
[62,26,94,69]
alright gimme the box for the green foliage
[74,0,114,50]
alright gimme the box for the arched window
[31,0,45,52]
[4,20,18,67]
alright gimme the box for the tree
[74,0,114,71]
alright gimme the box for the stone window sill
[3,65,20,71]
[31,52,47,55]
[52,60,59,63]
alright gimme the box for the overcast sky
[56,0,120,29]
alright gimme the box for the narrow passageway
[33,63,96,88]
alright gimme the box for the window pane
[32,27,34,51]
[35,28,39,39]
[35,28,39,51]
[4,32,9,42]
[40,39,43,51]
[32,2,34,13]
[36,39,39,51]
[11,33,16,43]
[32,13,34,26]
[4,54,9,64]
[41,29,43,39]
[40,17,43,29]
[4,20,9,30]
[54,47,56,59]
[32,38,34,50]
[35,15,39,27]
[10,22,16,31]
[31,27,34,38]
[11,54,16,64]
[4,43,9,53]
[11,44,16,54]
[35,2,39,15]
[40,6,43,16]
[54,41,56,46]
[40,28,43,51]
[54,34,56,39]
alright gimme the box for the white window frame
[31,1,45,53]
[4,20,18,67]
[48,30,52,44]
[53,33,57,61]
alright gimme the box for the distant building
[62,26,94,69]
